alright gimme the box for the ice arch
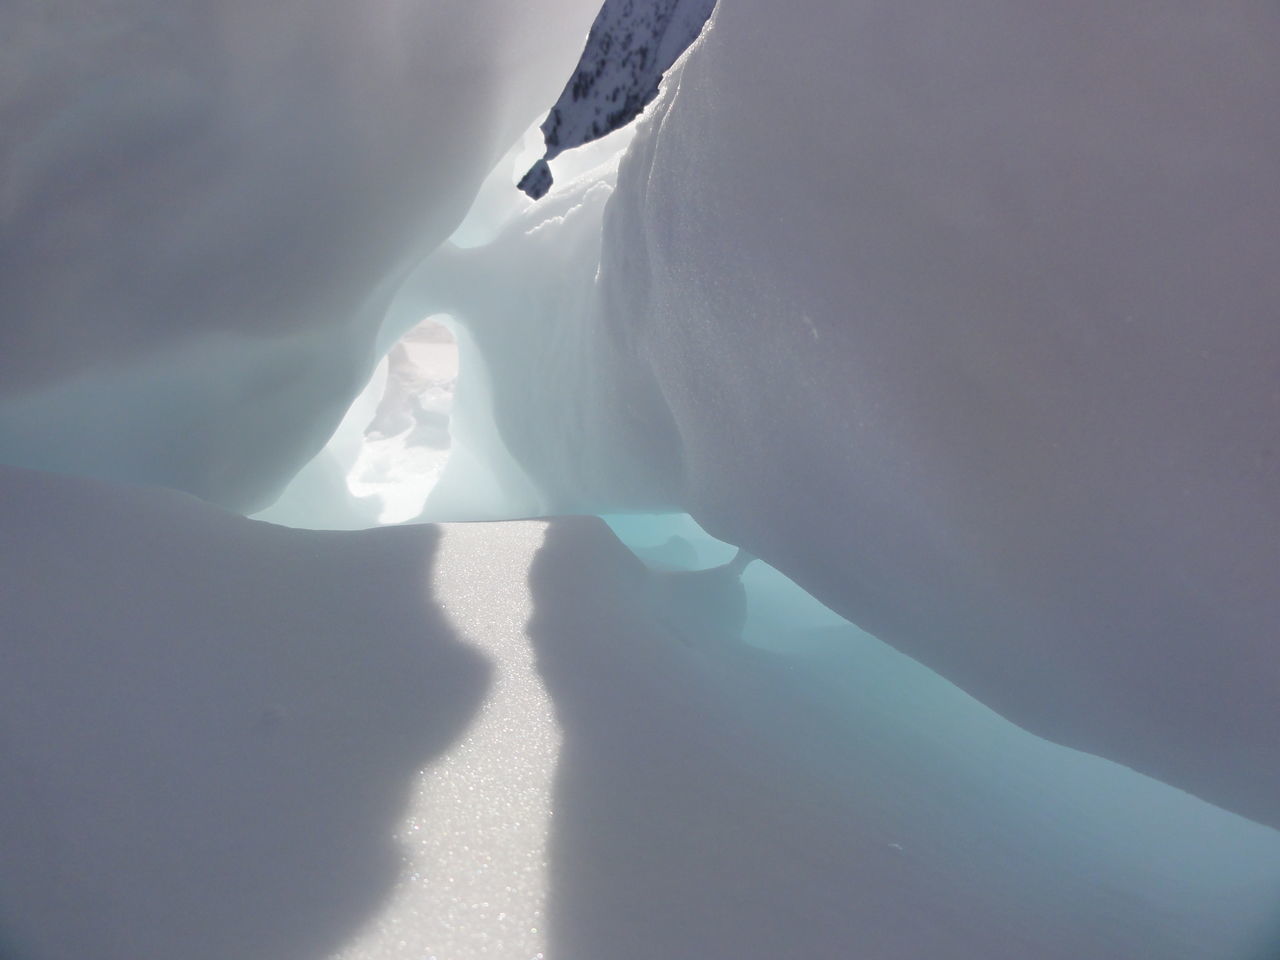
[0,0,603,510]
[256,316,461,528]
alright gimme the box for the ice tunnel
[2,2,1279,959]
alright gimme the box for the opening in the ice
[347,316,458,524]
[249,315,458,529]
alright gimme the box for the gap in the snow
[252,314,458,529]
[347,316,458,524]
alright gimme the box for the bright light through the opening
[347,317,458,524]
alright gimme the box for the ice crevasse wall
[1,0,1279,954]
[0,0,607,509]
[413,0,1280,831]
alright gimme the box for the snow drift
[3,467,1279,959]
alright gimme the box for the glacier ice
[0,466,490,960]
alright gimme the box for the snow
[517,0,716,198]
[258,317,462,528]
[4,467,1279,959]
[0,0,603,511]
[334,521,560,959]
[423,0,1280,830]
[3,1,1280,957]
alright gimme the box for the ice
[0,466,489,960]
[0,0,602,511]
[260,317,462,528]
[423,0,1280,829]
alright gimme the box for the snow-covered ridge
[518,0,716,198]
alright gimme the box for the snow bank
[0,466,488,960]
[427,2,1280,829]
[4,469,1278,959]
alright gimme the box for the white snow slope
[517,0,716,198]
[2,466,1279,960]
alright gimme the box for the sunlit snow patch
[333,522,560,960]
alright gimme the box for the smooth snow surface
[425,1,1280,829]
[3,470,1279,959]
[333,522,560,959]
[0,467,488,960]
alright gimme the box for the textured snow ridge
[518,0,716,198]
[4,468,1279,959]
[432,1,1280,831]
